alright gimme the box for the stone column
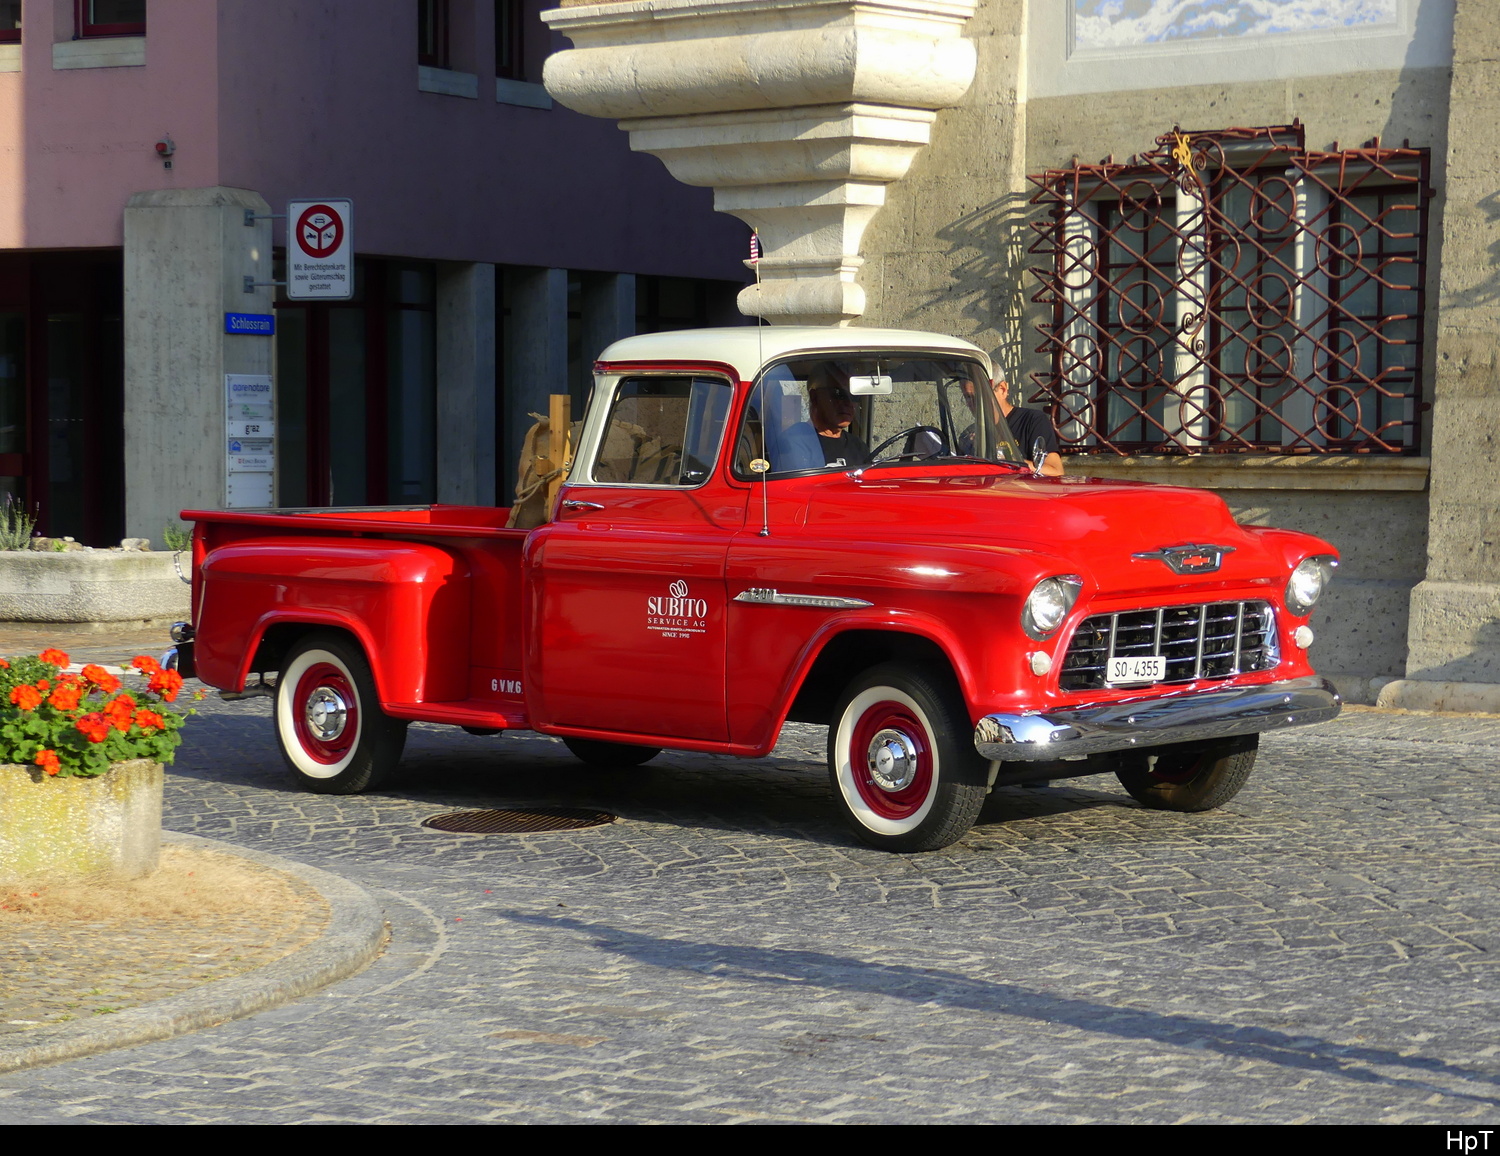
[436,262,498,506]
[501,266,569,495]
[1387,0,1500,710]
[543,0,978,326]
[123,187,273,541]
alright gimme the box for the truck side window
[590,376,732,487]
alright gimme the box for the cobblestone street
[1,696,1497,1124]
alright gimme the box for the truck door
[529,373,744,741]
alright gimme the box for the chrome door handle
[561,499,605,511]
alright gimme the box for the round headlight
[1285,555,1337,616]
[1022,575,1083,640]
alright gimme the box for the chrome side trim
[974,676,1341,762]
[733,587,874,610]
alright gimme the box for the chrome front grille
[1059,600,1279,691]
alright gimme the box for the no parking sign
[287,199,353,300]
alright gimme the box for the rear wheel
[563,737,661,768]
[1113,733,1259,812]
[275,633,407,794]
[828,663,986,853]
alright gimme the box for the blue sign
[224,312,275,336]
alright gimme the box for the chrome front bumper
[973,676,1341,762]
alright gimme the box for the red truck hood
[801,471,1279,579]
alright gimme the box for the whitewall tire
[827,663,986,853]
[275,632,407,794]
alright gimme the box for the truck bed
[185,504,532,727]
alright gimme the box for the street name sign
[224,311,275,335]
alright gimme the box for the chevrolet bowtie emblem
[1131,543,1235,574]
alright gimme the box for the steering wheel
[868,425,947,462]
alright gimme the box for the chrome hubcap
[305,687,350,741]
[867,728,919,792]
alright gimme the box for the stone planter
[0,760,163,884]
[0,550,190,626]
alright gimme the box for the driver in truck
[807,368,869,468]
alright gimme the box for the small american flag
[748,232,762,264]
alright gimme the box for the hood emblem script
[1131,543,1236,575]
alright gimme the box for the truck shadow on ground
[392,739,1135,845]
[169,711,1156,850]
[495,908,1500,1109]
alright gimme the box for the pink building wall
[0,0,747,280]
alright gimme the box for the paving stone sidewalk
[0,620,1496,1123]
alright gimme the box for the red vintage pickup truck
[179,326,1340,852]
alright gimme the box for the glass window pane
[0,312,24,457]
[276,310,308,507]
[328,308,367,505]
[387,308,435,503]
[46,315,85,538]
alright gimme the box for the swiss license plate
[1108,655,1164,684]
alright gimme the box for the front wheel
[275,633,408,794]
[828,663,987,852]
[1113,733,1259,812]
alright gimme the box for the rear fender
[194,537,470,702]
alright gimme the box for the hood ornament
[1132,543,1235,575]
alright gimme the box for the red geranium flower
[131,655,161,676]
[48,684,84,712]
[38,648,69,667]
[105,693,137,732]
[148,668,184,703]
[9,685,42,711]
[135,708,166,732]
[33,749,61,776]
[81,665,121,694]
[75,713,110,743]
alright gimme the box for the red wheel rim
[292,662,358,764]
[848,699,933,820]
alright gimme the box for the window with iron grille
[1027,123,1430,456]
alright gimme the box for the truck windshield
[734,354,1020,477]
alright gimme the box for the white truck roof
[595,326,993,383]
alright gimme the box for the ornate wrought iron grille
[1027,123,1431,455]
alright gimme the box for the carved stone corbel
[543,0,979,325]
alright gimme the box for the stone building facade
[543,0,1500,708]
[0,0,749,548]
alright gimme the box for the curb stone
[1375,677,1500,715]
[0,831,386,1075]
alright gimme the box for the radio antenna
[748,230,770,536]
[752,454,770,536]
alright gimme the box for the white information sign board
[226,374,275,508]
[287,198,354,301]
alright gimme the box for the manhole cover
[422,807,616,834]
